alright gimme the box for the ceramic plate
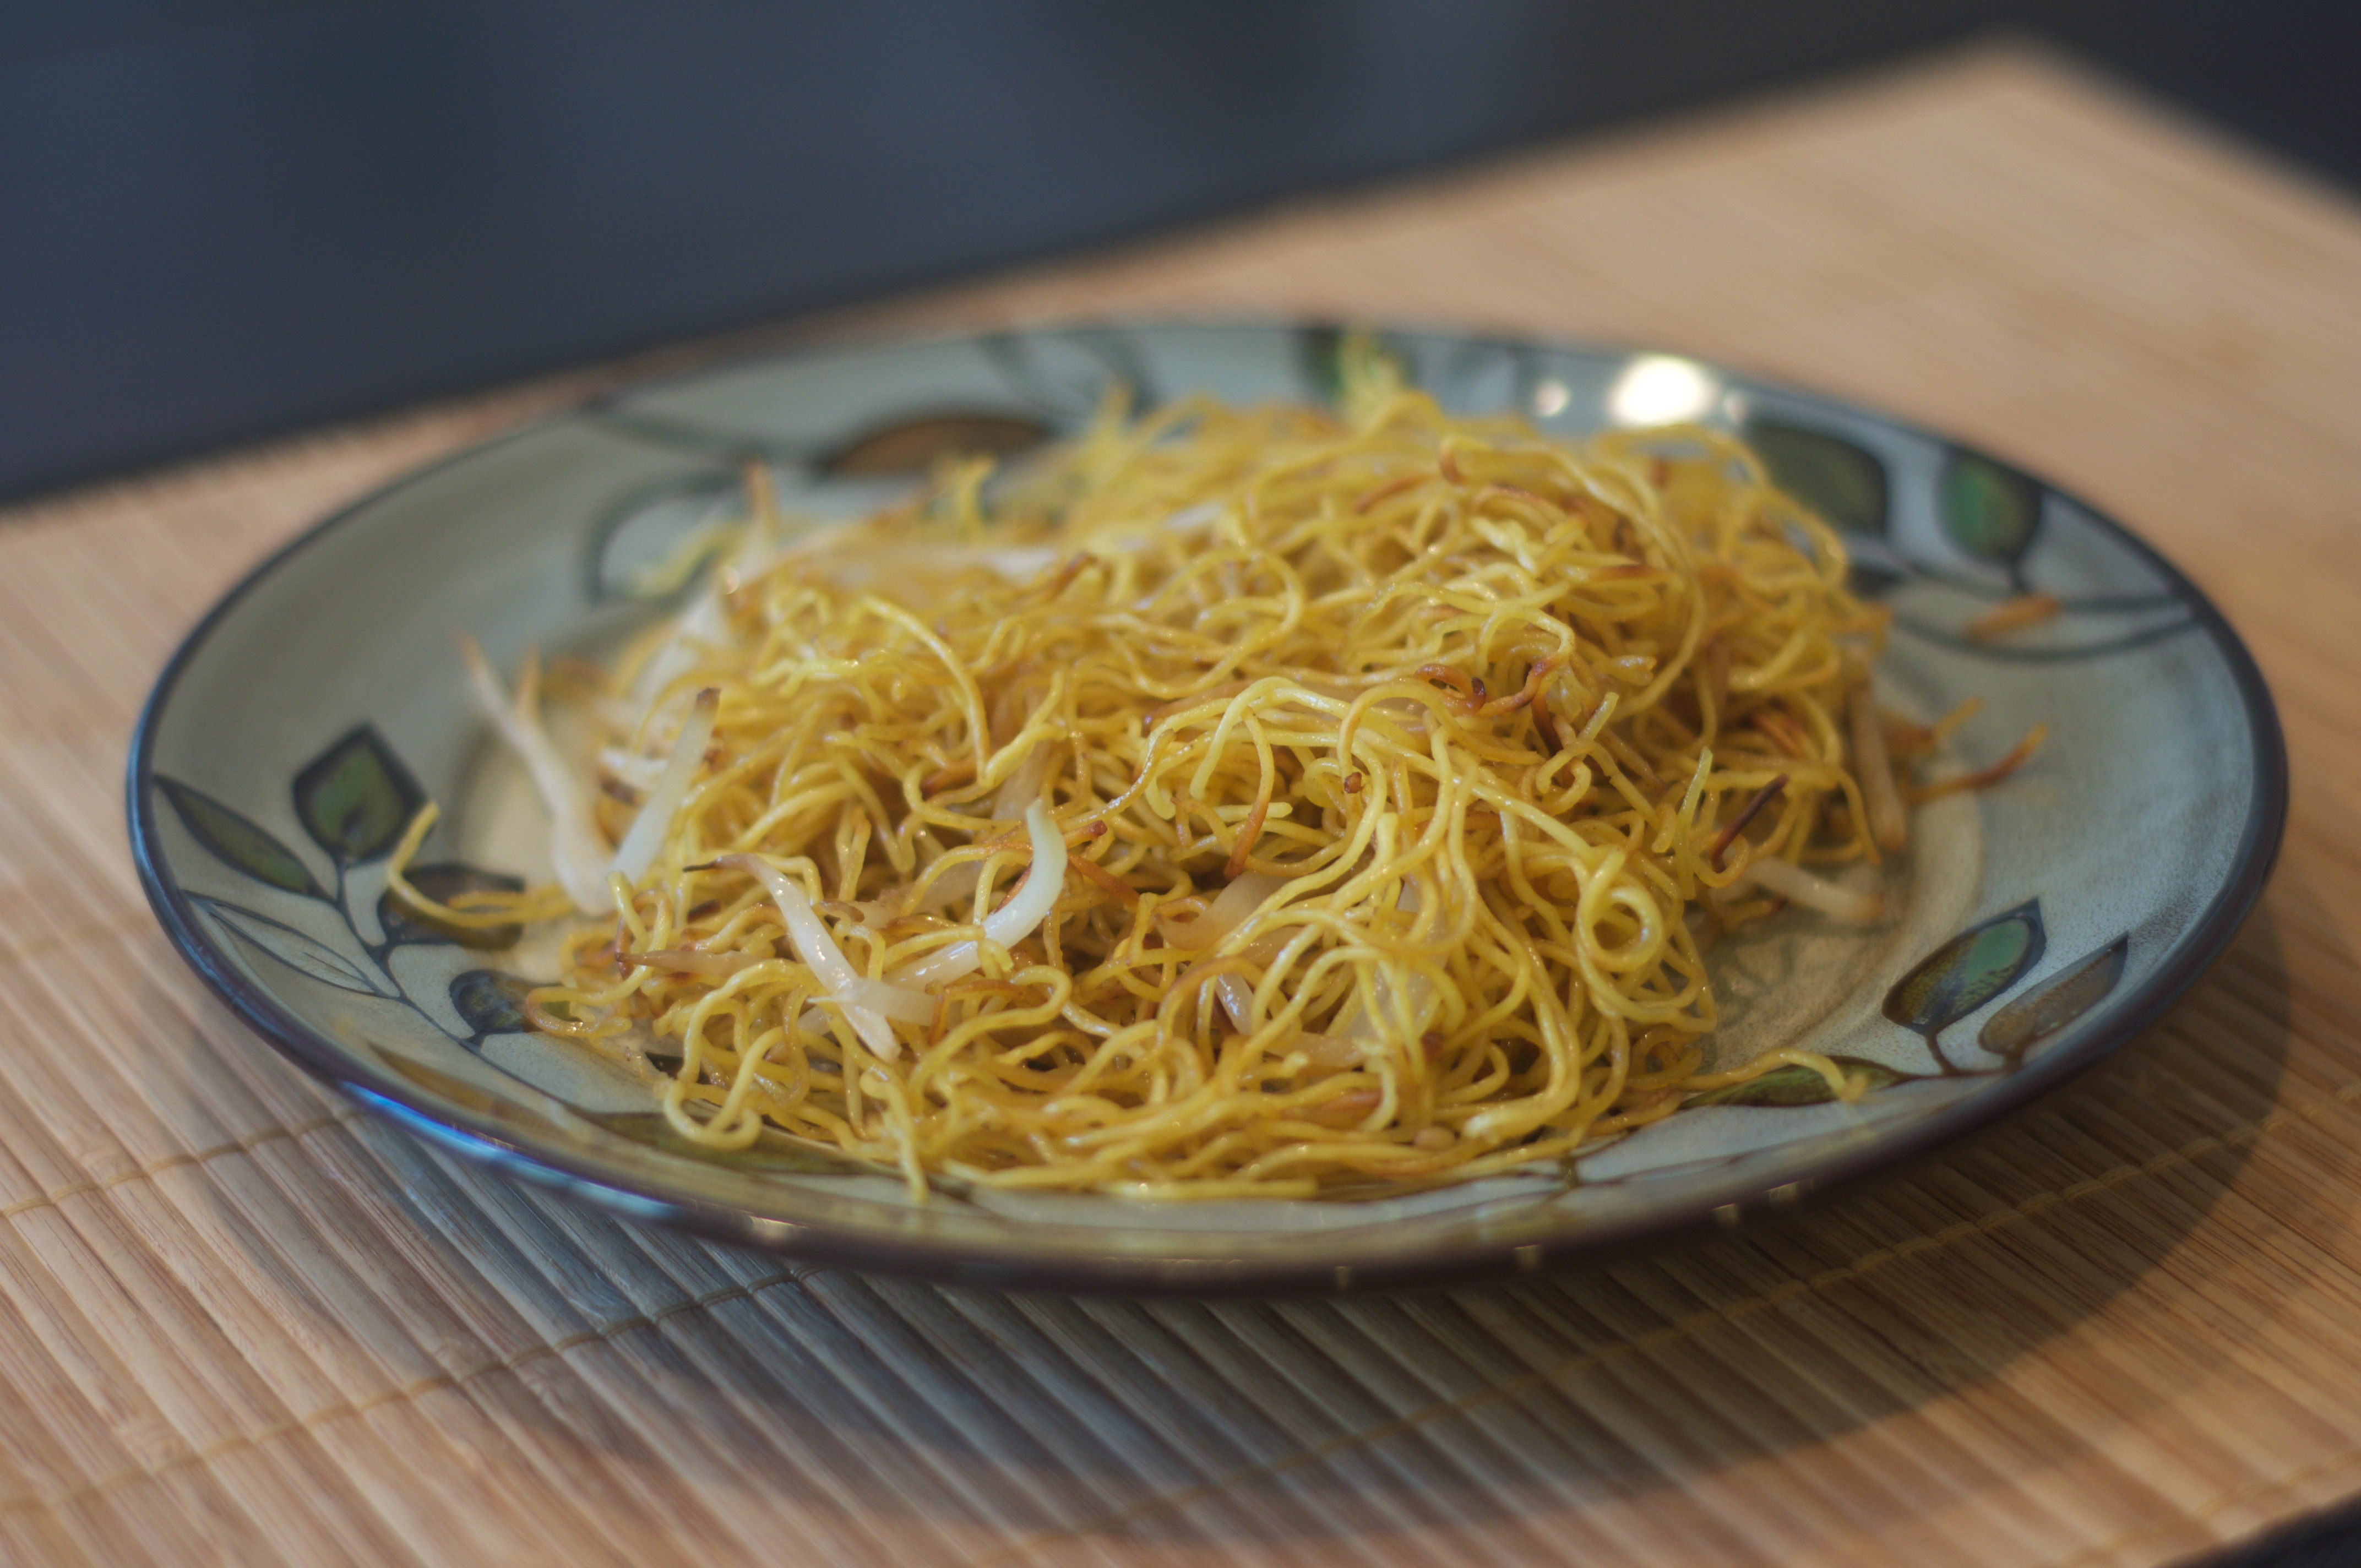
[129,323,2285,1294]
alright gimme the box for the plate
[128,322,2286,1293]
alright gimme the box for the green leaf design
[380,864,525,950]
[155,777,323,897]
[587,1112,876,1176]
[1748,420,1889,536]
[449,968,536,1039]
[1938,451,2044,582]
[819,413,1050,477]
[1300,328,1347,404]
[1883,900,2047,1060]
[1978,934,2129,1067]
[1299,328,1413,410]
[1686,1055,1913,1108]
[194,896,384,994]
[292,726,425,865]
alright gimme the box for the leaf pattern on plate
[586,469,743,604]
[1883,900,2047,1070]
[1748,420,1889,537]
[380,864,525,950]
[155,777,324,897]
[292,726,425,865]
[1298,327,1415,408]
[449,968,536,1041]
[819,413,1051,477]
[981,328,1156,421]
[1939,450,2044,589]
[195,896,384,995]
[1977,934,2130,1068]
[1685,1055,1915,1108]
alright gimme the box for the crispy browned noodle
[402,342,1911,1199]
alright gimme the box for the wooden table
[3,42,2357,1566]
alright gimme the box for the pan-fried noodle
[400,342,1936,1198]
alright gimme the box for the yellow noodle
[438,353,1904,1196]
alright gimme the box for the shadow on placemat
[139,874,2331,1563]
[960,903,2309,1557]
[2205,1498,2361,1568]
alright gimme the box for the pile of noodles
[394,341,1925,1200]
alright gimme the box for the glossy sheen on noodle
[455,350,1897,1199]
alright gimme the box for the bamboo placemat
[2,41,2357,1567]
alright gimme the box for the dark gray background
[4,1,2354,502]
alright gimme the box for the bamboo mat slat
[3,41,2359,1567]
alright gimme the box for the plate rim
[125,317,2290,1295]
